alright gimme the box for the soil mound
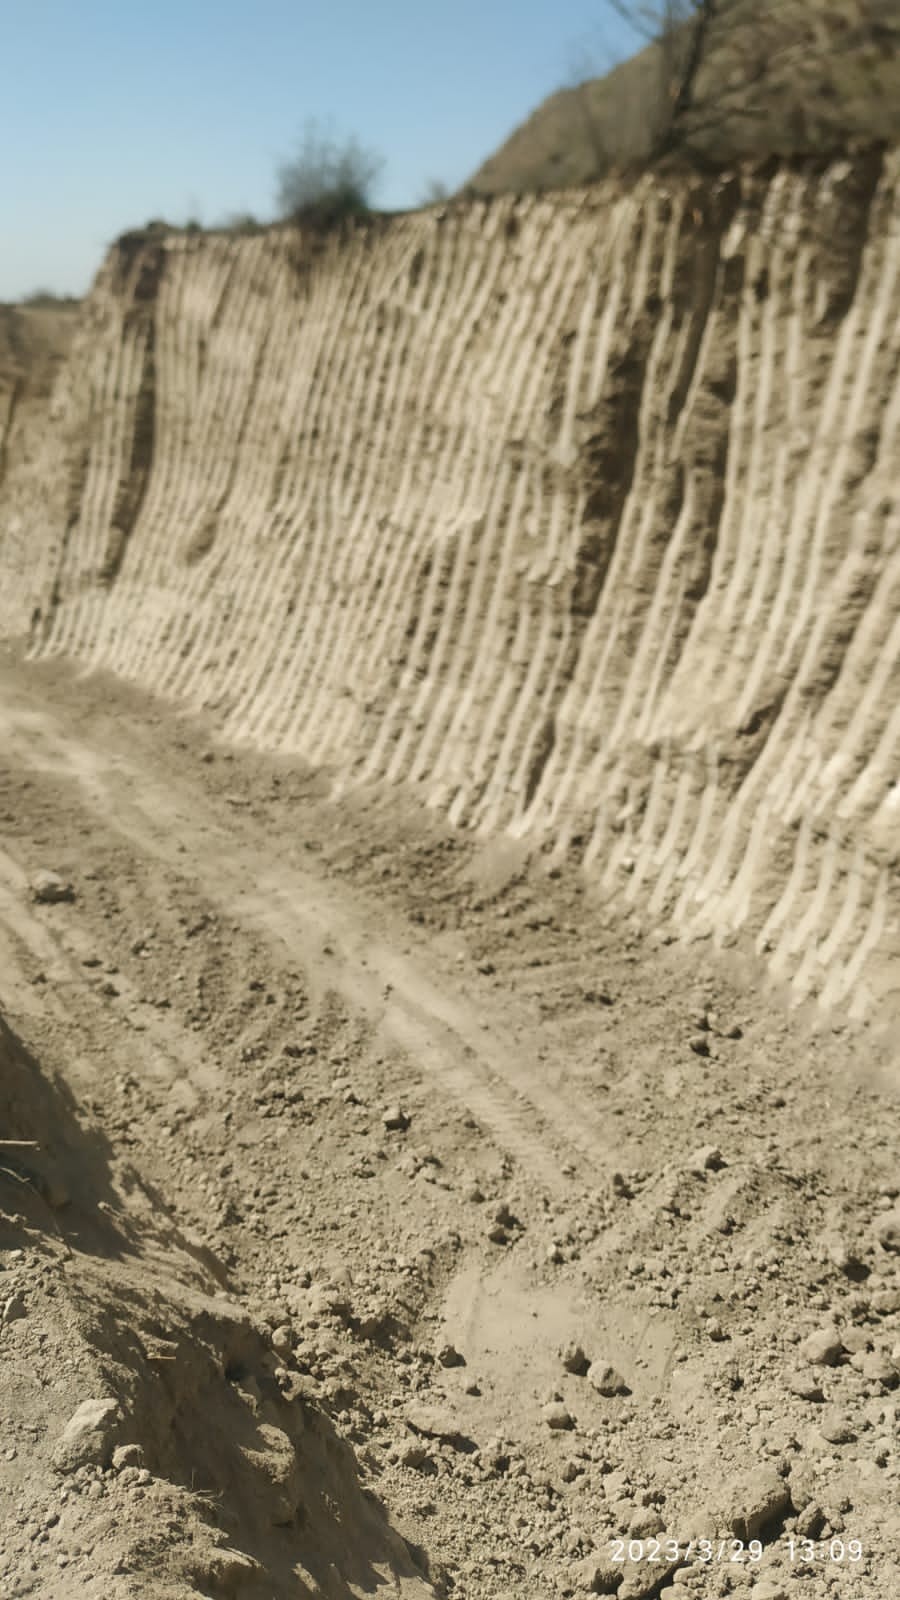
[0,1005,431,1597]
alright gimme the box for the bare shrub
[419,178,451,205]
[276,119,384,226]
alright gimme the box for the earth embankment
[1,154,898,1026]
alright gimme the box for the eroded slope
[0,155,898,1025]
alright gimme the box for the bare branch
[592,0,897,168]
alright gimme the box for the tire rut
[0,685,611,1198]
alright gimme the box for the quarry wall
[1,152,898,1024]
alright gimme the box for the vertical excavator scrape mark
[100,244,166,585]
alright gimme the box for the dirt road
[1,648,898,1599]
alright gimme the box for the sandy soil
[0,643,897,1599]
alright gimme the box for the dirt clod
[874,1209,900,1251]
[51,1399,122,1473]
[30,868,75,903]
[561,1340,591,1375]
[720,1466,792,1541]
[799,1328,844,1366]
[542,1400,575,1430]
[586,1362,629,1397]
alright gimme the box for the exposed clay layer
[1,154,898,1025]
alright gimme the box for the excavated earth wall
[1,152,899,1026]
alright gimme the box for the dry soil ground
[0,643,898,1600]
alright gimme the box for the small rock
[799,1328,844,1366]
[201,1550,262,1589]
[31,870,75,904]
[561,1341,590,1376]
[2,1294,26,1324]
[795,1502,825,1539]
[686,1145,725,1174]
[859,1352,897,1387]
[629,1508,664,1537]
[111,1444,143,1470]
[437,1343,465,1368]
[271,1325,294,1358]
[577,1553,621,1594]
[307,1284,348,1319]
[561,1457,584,1482]
[52,1399,122,1473]
[871,1288,900,1314]
[819,1410,856,1444]
[405,1402,464,1441]
[542,1400,575,1430]
[787,1372,825,1402]
[875,1210,900,1252]
[382,1104,410,1132]
[587,1362,629,1397]
[688,1036,710,1057]
[400,1441,433,1470]
[719,1466,791,1540]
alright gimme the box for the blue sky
[2,0,635,301]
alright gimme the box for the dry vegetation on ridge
[469,0,900,196]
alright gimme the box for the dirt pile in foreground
[0,154,898,1029]
[0,956,431,1598]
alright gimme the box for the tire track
[0,686,614,1198]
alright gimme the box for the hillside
[470,0,900,195]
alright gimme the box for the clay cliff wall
[1,152,898,1023]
